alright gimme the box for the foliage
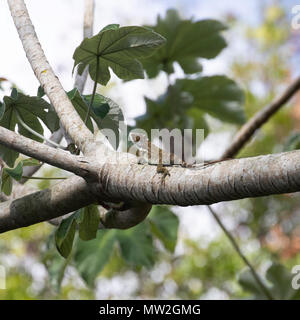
[1,158,40,195]
[0,89,59,166]
[73,25,165,85]
[0,3,299,300]
[140,9,227,78]
[239,263,300,300]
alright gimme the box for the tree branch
[207,205,274,300]
[3,145,300,232]
[74,0,95,93]
[0,176,96,233]
[221,76,300,159]
[0,126,93,179]
[21,129,64,183]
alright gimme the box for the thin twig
[74,0,95,93]
[221,76,300,159]
[15,110,65,149]
[22,176,67,180]
[207,205,274,300]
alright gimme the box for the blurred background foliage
[1,0,300,299]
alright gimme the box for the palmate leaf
[178,76,246,125]
[72,25,166,86]
[140,9,227,78]
[0,91,59,166]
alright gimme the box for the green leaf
[186,108,209,138]
[55,213,78,258]
[0,146,18,169]
[100,24,120,32]
[67,89,123,147]
[4,161,23,181]
[141,9,227,78]
[21,158,40,167]
[37,86,45,98]
[116,223,155,268]
[0,158,40,195]
[67,88,95,132]
[3,91,59,133]
[136,84,194,134]
[77,205,101,241]
[266,263,300,300]
[238,269,268,299]
[239,263,300,300]
[148,206,179,253]
[72,26,165,85]
[42,232,70,292]
[0,101,4,119]
[74,229,117,287]
[1,169,12,196]
[136,84,209,145]
[283,132,300,151]
[11,88,18,99]
[0,91,59,166]
[178,76,246,125]
[84,94,110,119]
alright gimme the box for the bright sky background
[0,0,299,298]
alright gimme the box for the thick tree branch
[221,76,300,159]
[8,0,95,154]
[0,176,96,233]
[3,147,300,232]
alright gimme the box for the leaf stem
[84,57,99,124]
[15,110,65,149]
[207,205,274,300]
[21,176,67,180]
